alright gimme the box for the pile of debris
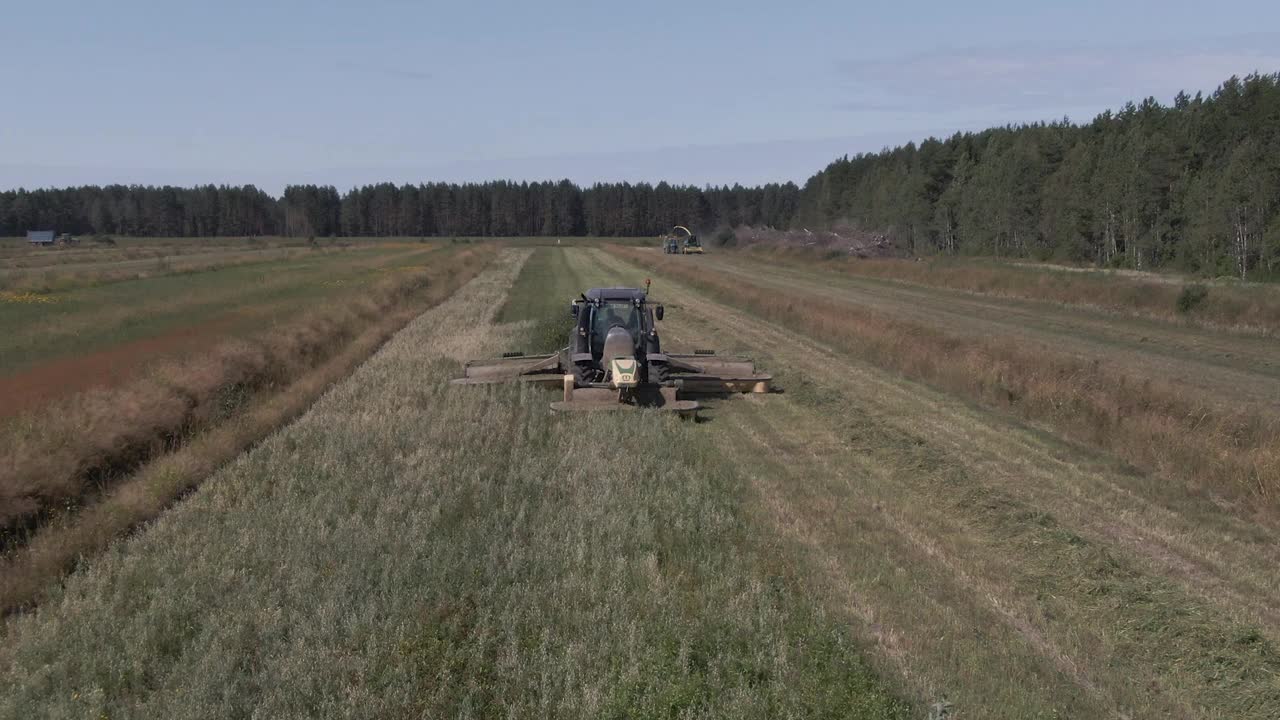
[732,226,899,258]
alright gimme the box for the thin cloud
[833,34,1280,116]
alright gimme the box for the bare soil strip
[587,249,1280,718]
[0,315,241,419]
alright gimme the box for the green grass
[0,244,443,375]
[497,246,585,353]
[0,249,908,718]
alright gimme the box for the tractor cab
[567,287,671,389]
[569,287,664,367]
[589,301,642,351]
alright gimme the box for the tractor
[661,225,703,255]
[453,285,769,416]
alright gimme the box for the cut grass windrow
[0,243,439,376]
[584,248,1280,717]
[0,247,497,613]
[610,245,1280,514]
[0,243,342,294]
[0,248,909,718]
[740,246,1280,335]
[696,251,1280,412]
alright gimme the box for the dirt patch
[0,316,240,420]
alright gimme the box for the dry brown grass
[0,246,496,607]
[612,245,1280,512]
[743,246,1280,334]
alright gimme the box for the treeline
[796,72,1280,278]
[0,185,280,238]
[0,181,798,240]
[4,72,1280,277]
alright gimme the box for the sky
[3,0,1280,194]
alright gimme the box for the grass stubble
[587,247,1280,718]
[611,246,1280,514]
[738,246,1280,334]
[0,248,909,719]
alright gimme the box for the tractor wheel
[649,360,670,385]
[572,362,592,386]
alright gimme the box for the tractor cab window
[590,302,641,345]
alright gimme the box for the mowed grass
[496,245,584,353]
[0,236,412,267]
[0,243,443,376]
[0,245,331,295]
[0,236,283,267]
[6,243,1276,719]
[739,246,1280,334]
[614,246,1280,513]
[586,248,1280,717]
[0,249,908,718]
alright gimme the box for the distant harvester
[26,230,77,246]
[27,230,55,246]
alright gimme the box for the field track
[2,246,1277,718]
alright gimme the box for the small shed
[27,230,56,246]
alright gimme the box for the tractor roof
[584,287,647,302]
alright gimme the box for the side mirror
[570,303,579,318]
[655,305,664,321]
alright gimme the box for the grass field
[1,243,432,375]
[0,249,909,718]
[3,244,1278,717]
[0,239,458,522]
[615,246,1280,512]
[0,240,496,609]
[595,248,1280,717]
[738,247,1280,334]
[0,237,343,293]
